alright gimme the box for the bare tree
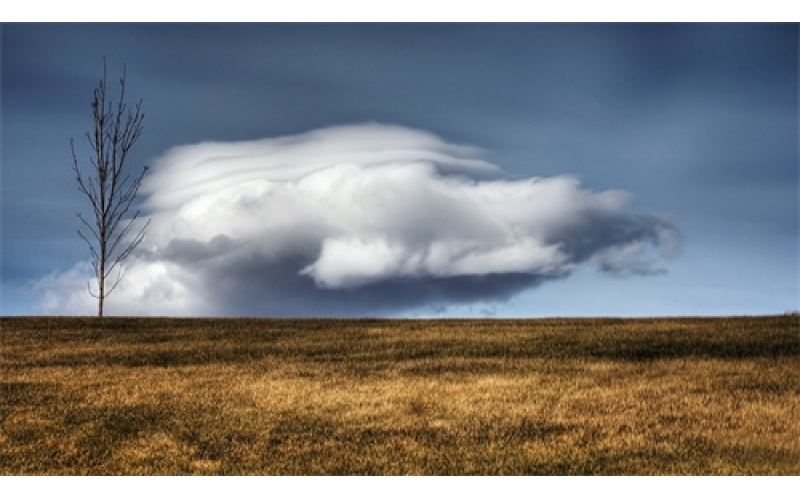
[70,59,150,317]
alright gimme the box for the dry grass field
[1,316,798,475]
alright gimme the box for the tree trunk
[98,285,105,317]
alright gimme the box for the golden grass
[1,316,798,475]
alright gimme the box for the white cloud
[35,123,680,316]
[33,259,208,316]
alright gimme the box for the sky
[1,22,797,317]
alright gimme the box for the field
[1,316,798,475]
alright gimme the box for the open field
[1,316,798,475]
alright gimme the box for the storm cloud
[36,123,680,316]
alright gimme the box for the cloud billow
[38,123,679,316]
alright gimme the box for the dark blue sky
[2,23,797,316]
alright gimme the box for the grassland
[1,316,798,475]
